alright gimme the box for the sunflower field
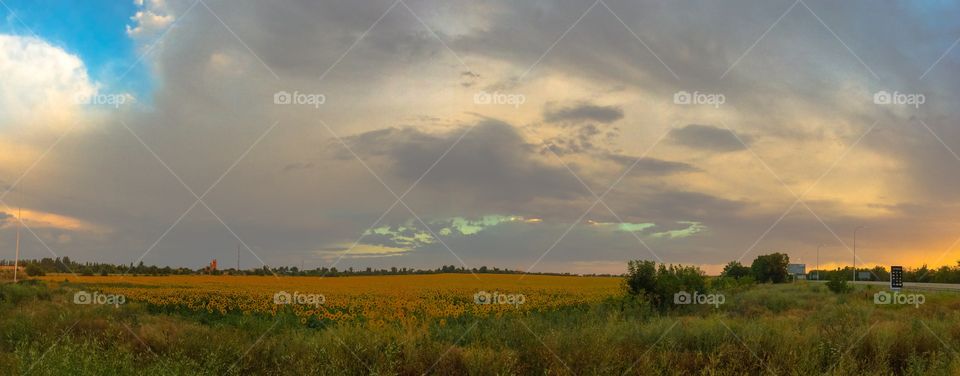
[44,274,622,326]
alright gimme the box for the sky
[1,0,960,275]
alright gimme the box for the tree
[625,260,707,309]
[912,265,932,283]
[826,271,852,294]
[721,261,751,279]
[25,264,45,276]
[750,253,790,283]
[625,260,657,297]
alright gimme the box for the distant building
[202,259,218,274]
[788,264,806,280]
[0,265,24,272]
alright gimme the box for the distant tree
[721,261,752,280]
[625,260,657,297]
[25,264,45,276]
[826,271,852,294]
[750,253,790,283]
[625,260,707,309]
[912,265,932,283]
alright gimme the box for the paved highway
[811,280,960,291]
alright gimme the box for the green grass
[0,281,958,375]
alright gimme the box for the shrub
[712,275,756,292]
[625,260,706,309]
[721,261,752,280]
[625,260,657,297]
[25,264,45,277]
[750,253,789,283]
[826,272,852,294]
[0,282,48,304]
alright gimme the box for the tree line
[626,252,960,309]
[0,258,616,277]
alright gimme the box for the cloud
[669,124,751,152]
[544,102,624,124]
[314,243,411,260]
[0,34,96,125]
[282,162,315,172]
[340,120,586,207]
[2,0,960,273]
[541,122,618,156]
[0,208,108,234]
[604,153,699,174]
[126,0,174,39]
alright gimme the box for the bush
[625,260,706,309]
[721,261,752,280]
[25,264,45,277]
[0,281,48,304]
[712,275,756,291]
[625,260,657,297]
[826,273,852,294]
[750,253,789,283]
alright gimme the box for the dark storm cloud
[341,120,586,205]
[669,124,751,152]
[544,102,624,124]
[620,191,747,222]
[541,123,617,156]
[604,154,699,174]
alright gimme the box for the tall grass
[0,281,957,375]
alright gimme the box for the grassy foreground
[0,277,958,375]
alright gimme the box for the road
[811,280,960,291]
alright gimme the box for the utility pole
[853,226,865,282]
[13,207,20,282]
[816,244,822,281]
[236,244,240,272]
